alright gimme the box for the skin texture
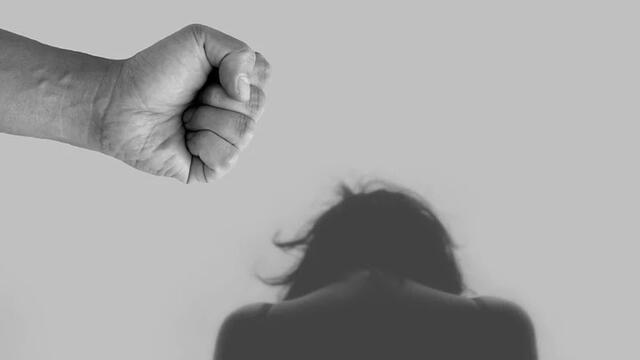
[0,24,270,183]
[102,25,271,183]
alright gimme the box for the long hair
[264,181,465,300]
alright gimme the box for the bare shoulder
[475,296,533,323]
[214,303,272,360]
[473,296,538,360]
[223,302,272,325]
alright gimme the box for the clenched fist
[101,24,270,183]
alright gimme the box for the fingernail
[236,74,251,102]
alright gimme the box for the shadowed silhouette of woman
[214,181,537,360]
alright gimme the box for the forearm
[0,29,120,151]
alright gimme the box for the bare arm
[0,29,116,151]
[0,25,270,183]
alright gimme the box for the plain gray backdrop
[0,1,638,359]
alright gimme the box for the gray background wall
[0,1,638,359]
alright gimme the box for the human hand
[100,24,270,183]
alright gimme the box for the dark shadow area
[215,180,537,360]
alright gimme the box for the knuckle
[184,24,210,48]
[236,113,257,137]
[235,40,250,52]
[208,163,224,175]
[203,164,222,182]
[254,53,272,83]
[262,60,272,80]
[212,150,238,174]
[185,23,205,37]
[224,152,240,169]
[247,86,266,115]
[244,50,257,64]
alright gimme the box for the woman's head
[266,180,465,300]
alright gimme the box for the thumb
[190,24,256,102]
[218,50,256,102]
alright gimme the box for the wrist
[0,29,126,153]
[89,58,124,153]
[58,56,123,152]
